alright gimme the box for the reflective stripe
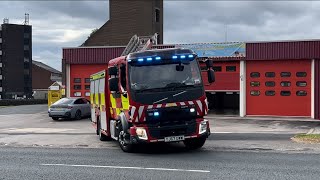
[196,100,202,112]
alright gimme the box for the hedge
[0,99,47,106]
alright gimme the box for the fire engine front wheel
[183,137,206,150]
[118,126,134,153]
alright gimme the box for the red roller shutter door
[70,64,108,99]
[246,60,311,116]
[201,61,240,91]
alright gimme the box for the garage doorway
[206,92,239,115]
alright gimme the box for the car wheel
[118,124,134,153]
[75,110,82,120]
[52,117,59,121]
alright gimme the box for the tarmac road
[0,146,320,180]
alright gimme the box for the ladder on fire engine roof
[121,33,158,56]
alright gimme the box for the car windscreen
[52,98,74,105]
[129,60,202,91]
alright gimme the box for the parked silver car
[48,97,91,120]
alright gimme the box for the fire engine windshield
[129,60,202,91]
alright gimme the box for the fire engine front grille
[148,122,197,139]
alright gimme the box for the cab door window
[120,64,127,91]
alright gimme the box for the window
[280,72,291,77]
[155,8,160,22]
[24,33,30,39]
[250,90,260,96]
[265,81,275,87]
[0,68,2,75]
[265,90,275,96]
[85,85,90,90]
[212,66,222,72]
[24,45,29,50]
[74,99,85,104]
[296,81,307,87]
[74,85,81,90]
[74,78,81,83]
[296,90,307,96]
[0,80,2,86]
[200,66,207,71]
[296,72,307,77]
[24,50,29,57]
[85,92,90,97]
[24,62,29,69]
[24,38,30,45]
[250,72,260,78]
[280,81,291,87]
[265,72,275,77]
[157,34,161,44]
[250,81,260,87]
[280,91,291,96]
[85,78,91,83]
[120,64,127,91]
[74,92,81,97]
[226,66,236,72]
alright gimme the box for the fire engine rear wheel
[183,137,206,150]
[118,125,134,153]
[97,118,109,141]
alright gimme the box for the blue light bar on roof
[180,55,186,59]
[172,55,178,59]
[147,57,152,61]
[155,57,161,60]
[138,58,144,62]
[188,54,194,58]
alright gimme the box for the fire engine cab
[90,43,215,153]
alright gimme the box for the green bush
[0,99,47,106]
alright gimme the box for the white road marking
[41,164,210,173]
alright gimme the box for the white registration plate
[164,135,185,142]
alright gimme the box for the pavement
[1,146,320,180]
[0,104,320,153]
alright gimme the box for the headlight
[190,108,196,113]
[136,128,148,140]
[199,120,208,134]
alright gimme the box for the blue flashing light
[138,58,144,62]
[128,59,132,62]
[188,54,194,58]
[155,57,161,60]
[147,57,152,61]
[154,112,160,116]
[172,55,178,59]
[180,55,186,59]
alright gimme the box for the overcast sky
[0,1,319,71]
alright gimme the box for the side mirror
[108,66,118,76]
[109,77,119,92]
[207,69,215,83]
[205,60,213,68]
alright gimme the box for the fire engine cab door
[99,78,107,131]
[120,64,129,110]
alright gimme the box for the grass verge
[292,133,320,144]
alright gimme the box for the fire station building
[62,39,320,120]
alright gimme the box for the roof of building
[32,60,61,74]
